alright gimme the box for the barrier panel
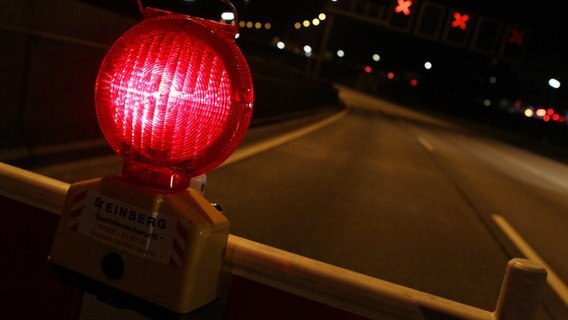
[0,162,547,319]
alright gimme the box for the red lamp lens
[95,12,253,190]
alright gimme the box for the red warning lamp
[96,7,253,191]
[50,2,251,317]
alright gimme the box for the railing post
[494,258,548,320]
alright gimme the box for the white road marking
[221,110,348,167]
[492,214,568,306]
[417,136,434,152]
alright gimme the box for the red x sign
[508,28,525,46]
[394,0,413,16]
[451,12,469,30]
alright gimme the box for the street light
[548,78,561,89]
[304,45,313,57]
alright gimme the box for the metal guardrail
[0,162,548,320]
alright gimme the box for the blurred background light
[549,78,561,89]
[221,12,234,21]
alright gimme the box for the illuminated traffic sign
[442,8,474,47]
[389,0,417,31]
[500,24,529,60]
[394,0,413,16]
[508,27,525,46]
[451,12,469,30]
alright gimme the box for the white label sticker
[67,190,190,267]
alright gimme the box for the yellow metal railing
[0,162,547,320]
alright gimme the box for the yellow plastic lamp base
[49,176,229,315]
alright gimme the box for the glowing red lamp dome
[95,8,253,191]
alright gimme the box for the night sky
[82,0,567,110]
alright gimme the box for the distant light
[238,21,245,28]
[410,79,418,86]
[552,114,560,121]
[387,72,395,79]
[264,22,272,30]
[524,108,534,117]
[246,21,253,28]
[319,13,327,20]
[372,53,381,62]
[254,22,262,29]
[294,22,301,29]
[483,99,491,107]
[303,45,312,54]
[424,61,432,70]
[543,115,551,122]
[336,49,345,58]
[535,108,546,117]
[549,78,561,89]
[221,12,234,21]
[364,65,372,73]
[313,19,320,26]
[303,20,310,27]
[489,76,497,84]
[235,33,240,39]
[276,41,285,49]
[547,108,555,116]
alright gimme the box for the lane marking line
[417,136,434,152]
[221,110,348,168]
[492,214,568,306]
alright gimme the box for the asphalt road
[204,87,568,319]
[30,86,567,319]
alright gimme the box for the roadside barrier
[0,162,547,319]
